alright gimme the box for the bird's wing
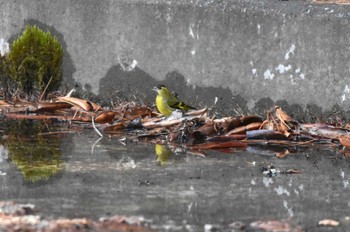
[169,100,196,111]
[167,92,196,111]
[167,95,181,109]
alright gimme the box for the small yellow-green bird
[153,84,195,116]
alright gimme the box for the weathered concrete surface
[0,0,349,120]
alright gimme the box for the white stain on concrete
[252,69,257,75]
[341,85,350,103]
[285,44,296,60]
[251,179,256,185]
[264,69,275,80]
[283,200,294,217]
[263,176,273,187]
[289,75,297,85]
[191,49,196,55]
[274,185,290,196]
[275,64,292,74]
[0,38,9,56]
[294,68,305,80]
[257,24,261,34]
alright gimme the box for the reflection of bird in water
[155,144,173,165]
[153,84,195,116]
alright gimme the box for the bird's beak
[153,86,159,92]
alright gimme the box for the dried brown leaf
[339,135,350,148]
[226,122,262,135]
[95,111,117,124]
[250,220,303,232]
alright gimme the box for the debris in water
[0,201,152,232]
[250,219,303,232]
[262,165,301,177]
[318,219,340,227]
[262,165,280,177]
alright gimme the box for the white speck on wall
[264,69,275,80]
[341,85,350,103]
[250,61,254,66]
[275,64,292,74]
[294,189,299,195]
[257,24,261,34]
[344,85,350,93]
[214,96,218,106]
[120,59,137,72]
[166,12,172,23]
[284,44,296,60]
[0,38,10,56]
[342,94,346,102]
[300,73,305,80]
[295,68,301,73]
[191,49,196,55]
[299,184,304,191]
[252,69,257,75]
[340,170,345,179]
[189,27,195,38]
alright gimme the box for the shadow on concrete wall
[99,64,350,122]
[98,65,158,106]
[9,19,76,90]
[98,65,250,117]
[251,98,350,124]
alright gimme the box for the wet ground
[1,120,350,231]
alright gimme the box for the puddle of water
[0,120,350,231]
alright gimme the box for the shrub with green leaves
[0,55,13,99]
[9,25,64,95]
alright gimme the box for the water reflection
[155,144,173,165]
[0,145,8,176]
[3,120,63,182]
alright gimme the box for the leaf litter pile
[2,91,350,154]
[2,91,350,231]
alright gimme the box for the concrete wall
[0,0,349,120]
